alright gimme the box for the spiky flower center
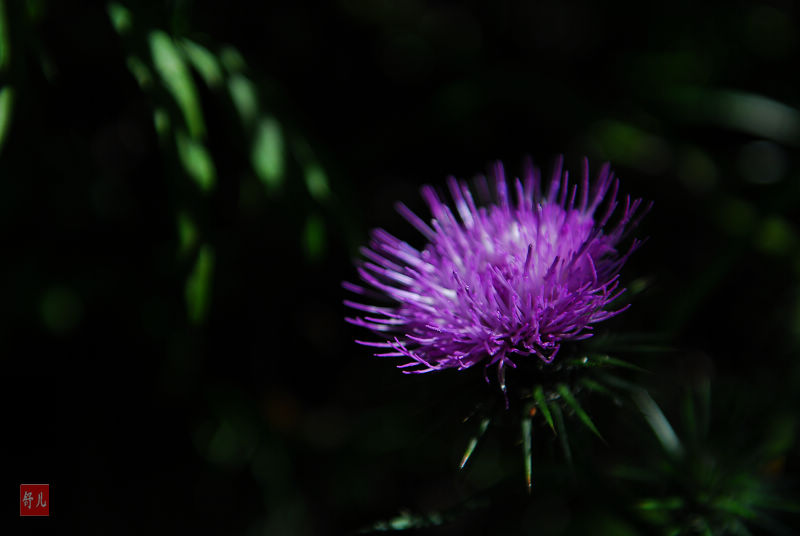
[345,157,649,393]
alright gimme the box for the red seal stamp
[20,484,49,517]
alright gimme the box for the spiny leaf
[459,417,490,470]
[595,355,647,371]
[533,385,555,433]
[458,438,478,471]
[522,415,532,492]
[551,403,572,468]
[557,383,604,442]
[579,377,617,399]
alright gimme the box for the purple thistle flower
[345,157,651,394]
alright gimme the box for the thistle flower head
[345,157,650,392]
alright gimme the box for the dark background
[2,0,799,534]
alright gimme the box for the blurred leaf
[632,388,683,458]
[219,45,246,73]
[293,135,332,201]
[557,383,604,441]
[716,91,800,145]
[229,74,258,125]
[595,371,641,393]
[153,106,170,138]
[107,2,132,35]
[303,213,326,260]
[628,275,656,296]
[125,55,153,89]
[180,39,223,88]
[668,88,800,145]
[185,244,214,324]
[637,497,685,511]
[0,0,9,70]
[252,116,284,189]
[0,85,14,153]
[533,385,555,433]
[175,129,216,192]
[177,211,198,257]
[304,163,331,202]
[149,30,205,138]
